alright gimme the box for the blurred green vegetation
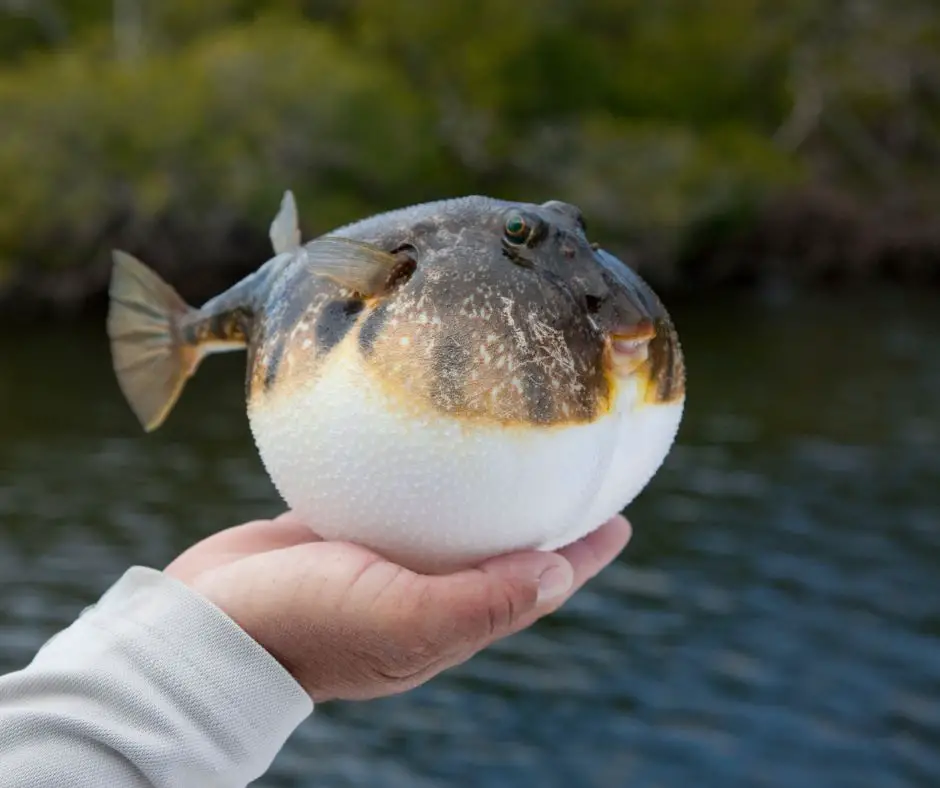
[1,0,938,312]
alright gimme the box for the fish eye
[503,213,531,246]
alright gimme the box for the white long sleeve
[0,567,313,787]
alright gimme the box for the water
[1,289,938,787]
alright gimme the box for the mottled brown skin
[182,196,685,427]
[646,317,685,403]
[181,306,251,348]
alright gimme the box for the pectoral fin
[303,236,410,298]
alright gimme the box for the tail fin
[107,251,200,432]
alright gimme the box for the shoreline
[2,188,938,322]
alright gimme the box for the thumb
[415,551,575,647]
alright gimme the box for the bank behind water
[2,8,939,317]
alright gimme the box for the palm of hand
[166,512,632,702]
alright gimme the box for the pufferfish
[107,193,685,573]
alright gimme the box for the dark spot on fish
[263,335,285,392]
[207,308,250,344]
[408,220,436,240]
[180,307,251,347]
[315,298,365,356]
[358,300,390,356]
[430,333,472,410]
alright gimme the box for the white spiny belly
[248,342,684,573]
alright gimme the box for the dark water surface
[1,290,938,787]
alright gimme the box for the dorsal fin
[269,190,301,255]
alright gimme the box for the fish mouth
[608,320,655,377]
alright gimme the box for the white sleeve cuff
[21,566,313,785]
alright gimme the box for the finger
[459,516,633,621]
[382,516,633,652]
[390,551,575,651]
[557,514,633,594]
[498,515,633,638]
[165,513,323,580]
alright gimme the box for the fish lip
[610,320,656,345]
[607,320,655,377]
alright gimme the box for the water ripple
[1,296,938,787]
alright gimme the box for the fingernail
[537,562,573,604]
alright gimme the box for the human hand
[165,513,632,703]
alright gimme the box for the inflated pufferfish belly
[247,291,682,573]
[106,191,685,573]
